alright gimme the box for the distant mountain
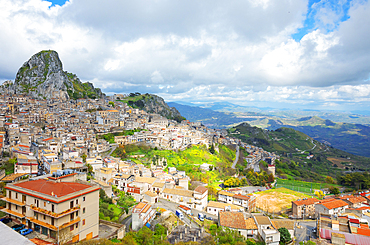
[117,94,185,122]
[246,116,370,157]
[173,101,270,113]
[168,102,260,128]
[0,50,105,100]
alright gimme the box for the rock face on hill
[122,93,185,122]
[0,50,105,100]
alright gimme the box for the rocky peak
[0,50,104,100]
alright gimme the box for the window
[76,223,78,229]
[70,226,74,231]
[52,204,54,213]
[83,219,85,225]
[15,206,18,210]
[15,193,18,199]
[83,197,86,202]
[44,202,46,207]
[83,208,86,214]
[44,215,46,220]
[76,199,78,205]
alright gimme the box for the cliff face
[0,50,104,100]
[121,93,185,122]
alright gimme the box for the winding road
[231,144,240,169]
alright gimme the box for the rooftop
[292,197,319,206]
[9,179,96,198]
[219,211,248,230]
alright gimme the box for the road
[295,221,316,244]
[153,199,215,228]
[231,144,240,169]
[103,145,117,157]
[247,161,260,172]
[122,215,132,232]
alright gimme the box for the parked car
[0,218,11,224]
[20,228,33,236]
[198,213,204,221]
[11,224,25,231]
[206,216,213,221]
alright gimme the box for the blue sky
[1,0,370,113]
[47,0,67,7]
[292,0,352,40]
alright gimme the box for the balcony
[0,208,25,218]
[27,217,57,231]
[1,197,26,206]
[27,216,81,231]
[30,205,80,218]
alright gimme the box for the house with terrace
[1,177,100,243]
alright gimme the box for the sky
[1,0,370,112]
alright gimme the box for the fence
[275,184,314,194]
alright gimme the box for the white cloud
[1,0,370,110]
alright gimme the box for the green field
[276,178,340,194]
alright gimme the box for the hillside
[113,143,237,188]
[117,93,185,122]
[229,122,318,153]
[0,50,104,100]
[247,116,370,157]
[230,122,370,181]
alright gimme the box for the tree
[209,144,215,154]
[81,153,87,163]
[58,228,73,245]
[315,190,325,199]
[154,224,167,236]
[86,163,93,174]
[108,101,114,107]
[325,176,335,184]
[268,173,275,183]
[329,186,340,195]
[278,227,291,245]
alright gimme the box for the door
[86,232,93,240]
[42,226,48,236]
[72,234,79,243]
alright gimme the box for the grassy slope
[229,123,316,154]
[120,144,236,188]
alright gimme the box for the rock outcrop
[122,93,185,122]
[0,50,104,100]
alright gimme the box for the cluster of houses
[290,193,370,243]
[0,94,287,244]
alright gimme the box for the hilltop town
[1,93,370,245]
[1,51,370,245]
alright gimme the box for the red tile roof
[320,199,348,210]
[233,194,252,201]
[42,137,53,141]
[194,186,208,194]
[219,211,247,230]
[357,227,370,237]
[293,197,319,206]
[12,179,92,198]
[340,196,367,204]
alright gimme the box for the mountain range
[170,101,370,157]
